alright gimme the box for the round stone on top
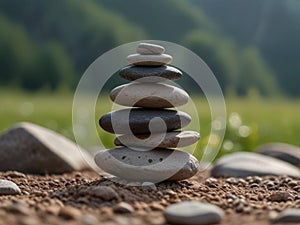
[126,54,172,66]
[137,43,165,55]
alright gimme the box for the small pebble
[269,191,294,202]
[87,186,119,201]
[113,202,134,214]
[59,206,82,220]
[164,201,224,225]
[0,179,21,195]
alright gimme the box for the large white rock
[114,131,200,148]
[126,53,172,66]
[211,152,300,178]
[137,43,165,55]
[94,147,199,182]
[110,83,189,108]
[0,122,94,174]
[164,201,224,225]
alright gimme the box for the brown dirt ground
[1,170,300,225]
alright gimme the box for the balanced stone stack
[95,43,200,182]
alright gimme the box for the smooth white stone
[110,83,189,108]
[136,43,165,55]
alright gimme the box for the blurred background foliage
[1,0,299,97]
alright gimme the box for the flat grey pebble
[136,43,165,55]
[114,131,200,148]
[164,201,224,225]
[0,179,21,195]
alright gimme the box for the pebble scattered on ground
[164,201,224,225]
[0,179,21,195]
[0,170,300,225]
[211,152,300,178]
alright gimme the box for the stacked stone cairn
[95,43,200,182]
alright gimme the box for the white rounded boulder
[94,147,199,182]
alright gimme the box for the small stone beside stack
[95,43,200,182]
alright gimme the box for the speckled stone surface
[94,147,199,181]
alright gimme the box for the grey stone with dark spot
[99,109,191,134]
[94,147,199,182]
[272,208,300,223]
[256,142,300,168]
[211,152,300,178]
[164,201,224,225]
[0,179,21,195]
[0,122,94,174]
[119,66,182,82]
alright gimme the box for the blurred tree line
[0,0,299,96]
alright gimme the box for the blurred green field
[1,90,300,160]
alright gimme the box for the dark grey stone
[256,142,300,168]
[99,108,191,134]
[0,179,21,195]
[0,122,94,174]
[211,152,300,178]
[119,65,182,82]
[164,201,224,225]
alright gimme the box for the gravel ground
[0,170,300,225]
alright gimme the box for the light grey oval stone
[94,148,199,182]
[114,131,200,148]
[99,108,191,134]
[256,142,300,168]
[137,43,165,55]
[272,208,300,223]
[211,152,300,178]
[0,122,95,174]
[110,83,189,108]
[164,201,224,225]
[0,179,21,195]
[126,54,172,66]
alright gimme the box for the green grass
[1,90,300,160]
